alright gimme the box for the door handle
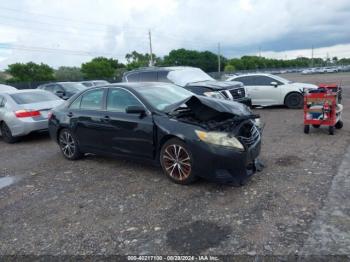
[67,112,73,117]
[102,115,110,122]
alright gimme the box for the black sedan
[48,83,262,185]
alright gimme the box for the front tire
[304,125,310,134]
[58,129,83,160]
[1,122,19,143]
[160,138,197,185]
[285,92,303,109]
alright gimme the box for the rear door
[102,87,154,159]
[71,88,108,151]
[234,76,282,105]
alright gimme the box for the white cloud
[0,0,349,69]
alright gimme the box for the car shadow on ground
[0,132,51,144]
[82,153,247,190]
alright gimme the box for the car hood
[291,82,318,90]
[167,95,256,122]
[186,80,243,91]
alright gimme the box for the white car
[0,84,17,93]
[227,73,317,108]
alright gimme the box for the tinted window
[80,89,104,110]
[126,73,139,82]
[157,71,171,83]
[107,88,143,112]
[234,76,256,86]
[60,83,86,93]
[139,72,157,82]
[253,76,276,86]
[10,91,59,104]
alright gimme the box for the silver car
[0,89,64,143]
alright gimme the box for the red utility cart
[303,84,343,135]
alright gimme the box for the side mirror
[270,81,278,87]
[126,105,146,115]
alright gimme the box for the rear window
[10,91,59,105]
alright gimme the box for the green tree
[55,66,83,81]
[162,49,221,72]
[224,64,235,72]
[81,57,122,79]
[125,51,161,70]
[6,62,55,82]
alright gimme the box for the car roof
[230,73,274,78]
[124,66,197,75]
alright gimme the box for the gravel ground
[0,73,350,256]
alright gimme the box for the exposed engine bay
[168,95,261,137]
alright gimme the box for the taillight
[15,110,41,118]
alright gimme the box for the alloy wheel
[162,144,192,181]
[59,131,76,158]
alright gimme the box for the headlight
[254,118,262,128]
[195,130,244,150]
[203,91,224,99]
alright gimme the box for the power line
[0,44,121,57]
[0,5,147,30]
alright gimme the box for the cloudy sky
[0,0,349,69]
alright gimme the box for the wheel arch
[156,134,186,161]
[283,91,303,105]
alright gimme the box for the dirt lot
[1,73,350,256]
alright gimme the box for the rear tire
[304,125,310,134]
[58,129,83,160]
[335,120,343,129]
[160,138,197,185]
[1,122,20,143]
[285,92,303,109]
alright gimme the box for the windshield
[167,68,214,86]
[135,84,193,111]
[60,82,86,92]
[10,91,60,104]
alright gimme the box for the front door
[103,88,154,159]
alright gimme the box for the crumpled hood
[168,95,257,122]
[291,82,318,90]
[186,80,243,90]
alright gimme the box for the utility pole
[259,46,261,57]
[311,45,314,67]
[217,42,221,74]
[148,30,154,67]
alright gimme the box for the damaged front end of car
[166,95,264,185]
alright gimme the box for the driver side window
[107,88,143,113]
